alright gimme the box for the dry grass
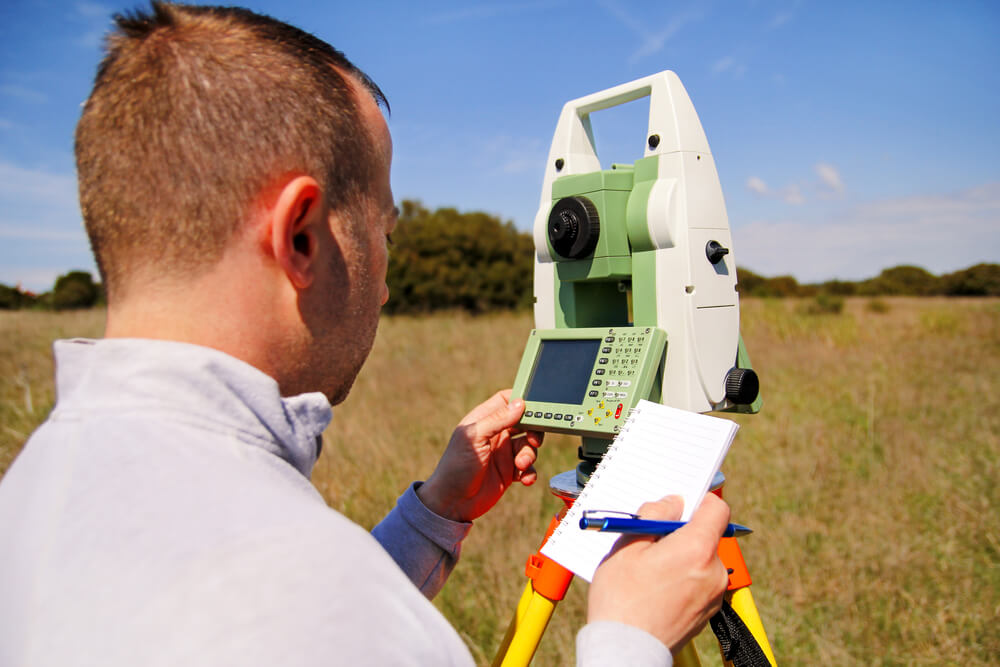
[2,298,998,665]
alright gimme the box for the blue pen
[579,511,752,538]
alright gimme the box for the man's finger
[636,495,684,521]
[474,397,524,441]
[678,494,731,541]
[492,429,516,484]
[461,389,512,425]
[514,440,537,471]
[518,465,537,486]
[523,430,544,449]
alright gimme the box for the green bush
[939,263,1000,296]
[52,271,99,310]
[384,201,534,314]
[802,293,844,315]
[0,284,37,310]
[866,299,890,314]
[857,265,940,296]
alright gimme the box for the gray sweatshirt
[0,338,669,666]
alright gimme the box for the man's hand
[587,493,731,654]
[417,390,544,523]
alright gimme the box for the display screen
[525,339,601,405]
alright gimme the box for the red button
[615,403,623,419]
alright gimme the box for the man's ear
[270,176,325,290]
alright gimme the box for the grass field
[1,297,998,665]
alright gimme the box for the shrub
[939,263,1000,296]
[384,201,534,314]
[866,299,890,314]
[52,271,99,310]
[802,293,844,315]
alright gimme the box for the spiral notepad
[539,399,739,582]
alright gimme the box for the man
[0,3,731,665]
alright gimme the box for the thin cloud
[781,184,804,205]
[0,85,48,104]
[599,0,702,65]
[769,11,794,29]
[734,182,1000,282]
[713,57,734,74]
[480,135,546,175]
[746,176,768,195]
[73,1,113,49]
[423,1,565,25]
[75,1,112,18]
[815,162,844,195]
[0,225,84,242]
[746,162,844,204]
[712,55,747,78]
[0,160,90,290]
[0,162,78,200]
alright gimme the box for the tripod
[491,470,777,667]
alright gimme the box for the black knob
[725,368,759,405]
[706,240,729,265]
[548,197,600,259]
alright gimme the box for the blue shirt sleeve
[371,482,472,599]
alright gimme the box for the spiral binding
[549,405,646,541]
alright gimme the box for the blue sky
[1,0,998,291]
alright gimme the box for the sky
[1,0,998,292]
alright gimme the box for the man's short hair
[75,2,388,297]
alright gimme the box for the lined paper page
[539,399,739,582]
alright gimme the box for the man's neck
[104,262,297,395]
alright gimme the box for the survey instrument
[496,71,776,667]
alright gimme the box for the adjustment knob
[548,197,600,259]
[725,368,759,405]
[706,240,730,265]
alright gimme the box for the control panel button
[564,414,574,421]
[598,358,609,365]
[588,390,599,397]
[605,336,615,342]
[592,379,602,386]
[554,414,563,420]
[595,368,606,375]
[525,411,533,417]
[544,412,553,419]
[602,347,612,354]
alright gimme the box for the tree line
[2,202,997,312]
[737,263,1000,298]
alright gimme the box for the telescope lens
[548,196,600,259]
[550,210,578,243]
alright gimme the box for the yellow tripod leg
[674,641,704,667]
[724,587,777,667]
[493,583,558,667]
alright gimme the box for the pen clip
[581,509,639,521]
